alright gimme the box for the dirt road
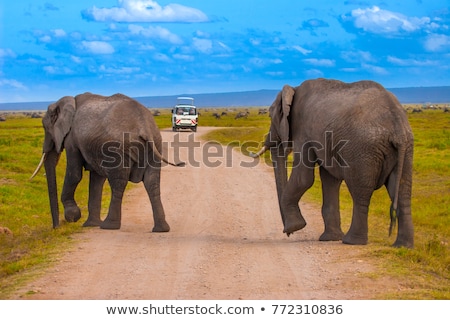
[13,127,398,300]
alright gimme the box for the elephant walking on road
[32,93,184,231]
[251,78,414,248]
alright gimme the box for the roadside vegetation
[0,107,448,299]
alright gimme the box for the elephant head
[251,85,295,229]
[31,96,76,228]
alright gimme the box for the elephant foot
[283,214,307,236]
[100,218,121,230]
[64,206,81,223]
[152,221,170,233]
[83,217,102,227]
[319,229,344,241]
[392,237,414,249]
[342,232,368,245]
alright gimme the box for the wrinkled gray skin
[38,93,173,231]
[253,79,414,248]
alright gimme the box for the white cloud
[173,54,194,62]
[71,55,82,64]
[424,34,450,52]
[81,41,115,54]
[250,38,261,46]
[361,63,388,75]
[52,29,67,37]
[387,56,436,67]
[0,78,27,90]
[348,6,431,34]
[250,58,283,68]
[305,69,324,78]
[138,44,156,51]
[193,38,212,54]
[217,41,231,52]
[266,71,284,77]
[153,53,171,62]
[83,0,208,23]
[195,30,210,38]
[99,65,140,74]
[39,35,52,43]
[341,50,374,63]
[0,48,16,58]
[43,66,57,74]
[43,66,74,75]
[293,45,312,55]
[340,67,359,73]
[303,58,335,67]
[128,25,182,44]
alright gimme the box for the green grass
[0,108,448,299]
[202,109,450,299]
[0,116,112,298]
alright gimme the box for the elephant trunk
[43,150,61,228]
[250,132,288,226]
[271,145,288,226]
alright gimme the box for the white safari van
[172,97,198,132]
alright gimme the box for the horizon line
[1,84,450,105]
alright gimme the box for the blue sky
[1,0,449,102]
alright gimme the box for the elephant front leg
[61,156,83,223]
[83,171,106,227]
[144,167,170,232]
[101,178,127,230]
[280,165,315,236]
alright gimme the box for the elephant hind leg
[319,168,344,241]
[143,167,170,233]
[385,173,414,248]
[83,171,106,227]
[101,178,128,230]
[342,187,373,245]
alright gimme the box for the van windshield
[176,107,196,115]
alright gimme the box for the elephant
[250,78,414,248]
[31,92,184,231]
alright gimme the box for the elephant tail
[158,150,186,167]
[389,143,407,236]
[150,142,185,167]
[138,130,185,167]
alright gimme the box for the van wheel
[192,126,197,132]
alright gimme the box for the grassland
[0,107,449,299]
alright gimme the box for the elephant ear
[269,85,295,144]
[50,96,76,153]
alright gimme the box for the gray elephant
[251,78,414,248]
[31,93,183,231]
